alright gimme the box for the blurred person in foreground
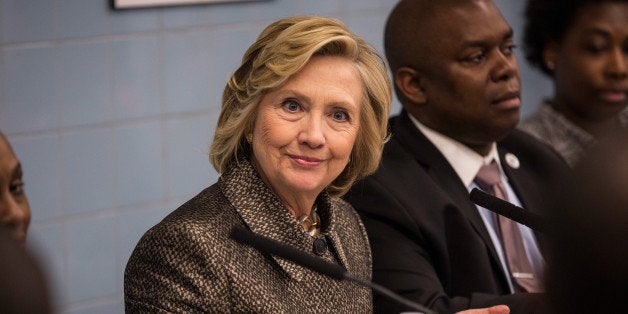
[519,0,628,167]
[545,127,628,313]
[345,0,570,313]
[124,16,392,313]
[0,133,49,313]
[0,132,31,246]
[0,229,51,314]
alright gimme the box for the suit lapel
[499,149,543,216]
[393,113,505,275]
[498,146,548,248]
[220,160,312,281]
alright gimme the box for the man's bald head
[385,0,498,74]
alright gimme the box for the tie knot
[475,161,502,190]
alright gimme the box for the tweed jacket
[124,159,372,313]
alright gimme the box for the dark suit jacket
[345,112,570,314]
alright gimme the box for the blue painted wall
[0,1,550,312]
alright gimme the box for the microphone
[469,188,549,234]
[230,226,436,314]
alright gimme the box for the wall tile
[110,7,160,34]
[204,2,248,26]
[296,0,341,15]
[346,0,388,11]
[206,25,259,109]
[162,30,211,113]
[160,4,213,29]
[240,0,298,21]
[1,1,55,43]
[2,47,56,133]
[62,129,114,215]
[65,300,123,314]
[165,114,216,199]
[114,121,163,207]
[9,134,64,221]
[66,216,117,303]
[112,36,160,120]
[57,42,112,127]
[159,0,277,28]
[343,13,388,54]
[57,0,110,39]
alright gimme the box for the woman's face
[549,2,628,121]
[0,134,31,246]
[251,56,362,201]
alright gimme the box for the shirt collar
[408,112,503,187]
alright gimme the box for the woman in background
[124,16,391,313]
[0,132,30,246]
[519,0,628,167]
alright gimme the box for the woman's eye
[585,44,606,54]
[331,111,349,122]
[282,100,300,112]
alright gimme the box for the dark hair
[523,0,628,76]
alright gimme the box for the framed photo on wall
[112,0,267,9]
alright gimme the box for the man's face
[415,1,521,151]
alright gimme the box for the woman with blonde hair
[125,16,391,312]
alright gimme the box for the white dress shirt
[408,113,545,293]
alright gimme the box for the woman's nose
[605,48,627,80]
[298,115,325,148]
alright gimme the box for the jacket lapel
[498,146,548,249]
[220,159,348,281]
[393,113,505,276]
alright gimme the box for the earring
[245,133,253,143]
[546,60,555,71]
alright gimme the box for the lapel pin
[505,153,520,169]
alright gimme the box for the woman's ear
[395,67,427,104]
[542,42,558,72]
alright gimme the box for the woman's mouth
[598,90,627,103]
[290,155,323,167]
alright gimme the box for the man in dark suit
[345,0,570,313]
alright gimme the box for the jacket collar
[219,159,349,281]
[393,112,508,282]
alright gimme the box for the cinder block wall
[0,0,547,312]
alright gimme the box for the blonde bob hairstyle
[210,16,391,197]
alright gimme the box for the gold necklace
[298,205,320,236]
